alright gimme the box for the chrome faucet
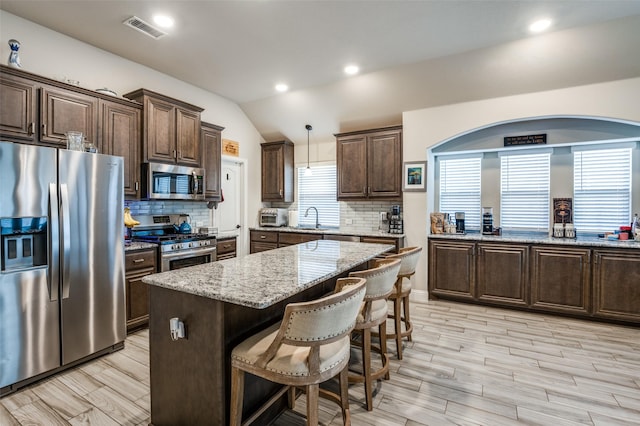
[304,206,320,228]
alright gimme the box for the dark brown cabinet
[250,230,279,253]
[40,86,98,147]
[261,140,294,202]
[0,71,37,142]
[124,89,203,167]
[202,121,223,200]
[99,100,141,198]
[428,240,476,300]
[217,237,237,260]
[428,238,639,324]
[125,248,157,333]
[530,246,591,315]
[278,232,323,247]
[336,126,402,200]
[593,249,640,322]
[477,243,528,306]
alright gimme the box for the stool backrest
[349,258,401,300]
[387,246,422,277]
[280,277,366,346]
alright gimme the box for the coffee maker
[455,212,465,234]
[388,205,403,234]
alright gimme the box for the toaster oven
[259,208,288,227]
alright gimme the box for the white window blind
[297,165,340,228]
[439,157,481,229]
[574,147,632,232]
[500,152,550,231]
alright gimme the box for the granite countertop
[142,240,393,308]
[124,241,157,252]
[428,232,640,249]
[216,230,240,239]
[250,226,405,239]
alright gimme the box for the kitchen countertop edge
[251,226,404,238]
[428,232,640,249]
[142,240,394,308]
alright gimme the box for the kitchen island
[142,240,393,425]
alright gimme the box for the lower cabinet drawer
[250,231,278,243]
[125,249,156,271]
[217,238,236,256]
[250,241,278,253]
[278,232,323,245]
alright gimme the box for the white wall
[0,11,265,253]
[403,77,640,293]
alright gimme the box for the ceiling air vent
[123,16,167,39]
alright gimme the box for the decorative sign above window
[504,133,547,147]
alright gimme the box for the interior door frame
[212,155,248,256]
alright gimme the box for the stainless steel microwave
[143,162,205,200]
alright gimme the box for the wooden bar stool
[346,258,401,411]
[230,277,366,426]
[385,246,422,360]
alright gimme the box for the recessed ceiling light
[344,64,359,75]
[529,18,551,33]
[153,15,174,29]
[275,83,289,93]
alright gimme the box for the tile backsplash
[125,200,211,227]
[272,200,400,233]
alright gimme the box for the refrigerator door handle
[49,183,60,302]
[60,183,72,299]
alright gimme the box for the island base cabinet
[428,240,475,300]
[148,275,345,425]
[477,243,528,306]
[593,249,640,322]
[125,249,156,333]
[530,246,591,315]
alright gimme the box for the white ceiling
[3,1,640,144]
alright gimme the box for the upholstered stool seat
[385,246,422,361]
[230,277,366,426]
[347,258,401,411]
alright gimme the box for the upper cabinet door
[40,86,98,148]
[202,122,223,200]
[0,73,37,142]
[100,100,141,198]
[367,129,402,198]
[336,126,402,201]
[261,140,294,202]
[176,108,202,167]
[337,134,367,199]
[145,96,176,163]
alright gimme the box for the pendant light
[304,124,313,176]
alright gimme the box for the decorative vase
[7,39,22,68]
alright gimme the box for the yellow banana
[124,207,140,228]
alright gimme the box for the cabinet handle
[368,186,371,194]
[135,182,139,191]
[260,235,266,239]
[133,259,145,264]
[173,150,177,159]
[28,122,35,135]
[42,123,47,134]
[279,189,283,197]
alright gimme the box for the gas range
[129,214,216,254]
[133,233,215,253]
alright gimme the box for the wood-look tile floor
[2,299,639,425]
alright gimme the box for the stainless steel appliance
[259,208,288,227]
[455,212,466,234]
[0,141,125,394]
[143,162,205,200]
[130,215,216,272]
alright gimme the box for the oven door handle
[162,246,217,261]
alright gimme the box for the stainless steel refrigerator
[0,141,125,393]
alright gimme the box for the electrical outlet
[345,218,353,225]
[379,212,388,221]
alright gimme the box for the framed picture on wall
[403,161,427,192]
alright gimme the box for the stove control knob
[188,242,193,248]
